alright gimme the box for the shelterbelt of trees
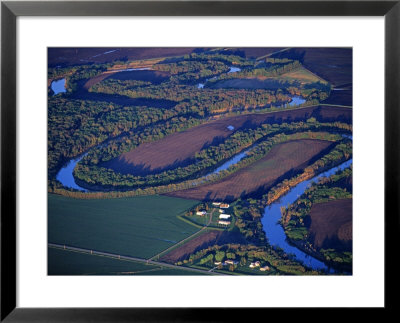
[73,120,351,191]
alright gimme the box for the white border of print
[17,16,384,307]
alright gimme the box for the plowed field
[102,106,351,175]
[309,198,352,251]
[160,230,247,263]
[166,139,333,202]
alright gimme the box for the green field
[48,194,200,259]
[48,247,207,275]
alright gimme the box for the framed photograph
[1,0,398,321]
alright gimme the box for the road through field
[48,243,225,276]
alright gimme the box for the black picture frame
[1,0,399,321]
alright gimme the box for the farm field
[322,88,353,106]
[48,47,201,68]
[48,247,207,275]
[160,230,247,264]
[102,106,351,176]
[48,194,200,259]
[211,66,326,90]
[167,139,333,201]
[301,48,353,87]
[309,198,352,250]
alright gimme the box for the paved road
[49,243,226,276]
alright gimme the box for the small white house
[196,211,206,216]
[218,220,231,226]
[219,214,231,220]
[212,202,221,206]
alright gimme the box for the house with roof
[219,214,231,220]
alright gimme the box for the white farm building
[218,220,231,226]
[219,214,231,220]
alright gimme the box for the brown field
[322,88,352,106]
[102,106,352,175]
[309,198,352,251]
[268,48,352,87]
[160,230,247,263]
[301,48,352,87]
[279,67,327,84]
[235,47,286,59]
[48,47,201,68]
[212,67,326,90]
[166,139,333,202]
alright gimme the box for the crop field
[48,47,200,68]
[322,88,352,106]
[277,66,327,84]
[167,139,333,202]
[236,47,285,59]
[160,230,247,264]
[267,47,352,87]
[309,198,352,251]
[48,247,206,275]
[48,194,200,259]
[211,67,325,90]
[102,106,352,176]
[301,48,352,87]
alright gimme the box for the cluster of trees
[211,60,302,81]
[176,237,320,275]
[184,52,254,68]
[90,80,289,114]
[153,59,230,83]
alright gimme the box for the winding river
[261,158,353,273]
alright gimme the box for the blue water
[56,154,88,192]
[51,79,66,95]
[228,66,241,73]
[211,149,250,175]
[261,158,353,273]
[288,96,306,107]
